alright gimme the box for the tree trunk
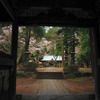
[25,28,31,51]
[24,27,31,61]
[64,35,68,66]
[86,61,89,67]
[71,34,75,64]
[61,33,64,67]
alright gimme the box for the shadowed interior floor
[16,94,95,100]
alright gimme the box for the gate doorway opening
[15,26,95,100]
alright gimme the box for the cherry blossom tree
[0,25,12,54]
[0,25,57,64]
[29,37,53,60]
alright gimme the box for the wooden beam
[0,0,15,20]
[17,0,95,10]
[11,21,18,100]
[93,24,100,100]
[17,16,97,28]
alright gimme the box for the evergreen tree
[76,28,90,67]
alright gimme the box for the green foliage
[57,27,80,64]
[17,49,25,64]
[75,30,90,66]
[32,26,46,41]
[23,61,39,72]
[79,70,92,77]
[55,43,61,56]
[45,27,59,41]
[17,71,35,77]
[0,24,12,54]
[1,41,11,54]
[45,27,61,55]
[42,62,49,67]
[17,26,46,63]
[56,63,61,67]
[67,77,90,82]
[64,73,76,78]
[17,71,25,77]
[63,64,79,78]
[64,64,79,73]
[44,27,62,65]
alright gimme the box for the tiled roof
[42,55,62,61]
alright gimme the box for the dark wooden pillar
[11,22,18,100]
[93,24,100,100]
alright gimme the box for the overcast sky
[45,26,52,33]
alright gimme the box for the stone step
[36,72,64,79]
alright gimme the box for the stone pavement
[16,67,95,100]
[37,79,70,95]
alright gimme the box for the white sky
[45,26,52,33]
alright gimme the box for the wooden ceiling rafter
[0,0,99,27]
[0,0,15,21]
[17,15,97,27]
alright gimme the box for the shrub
[64,64,79,74]
[17,71,25,77]
[56,64,61,67]
[24,72,35,77]
[63,64,79,78]
[79,70,92,77]
[17,71,35,77]
[23,61,39,72]
[42,62,49,67]
[64,73,76,78]
[17,63,23,71]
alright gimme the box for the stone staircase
[36,72,64,79]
